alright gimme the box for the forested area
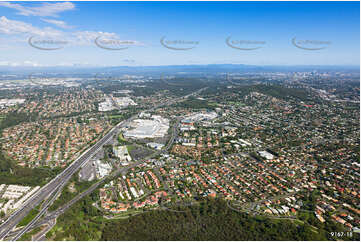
[46,196,359,241]
[101,198,329,241]
[173,96,217,110]
[251,84,312,101]
[201,84,313,102]
[0,111,38,130]
[46,190,102,241]
[0,150,60,186]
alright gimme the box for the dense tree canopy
[101,199,330,241]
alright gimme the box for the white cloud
[71,31,144,46]
[23,60,41,66]
[72,31,118,45]
[0,60,108,67]
[41,18,72,29]
[123,59,136,63]
[0,16,143,50]
[0,16,62,37]
[0,16,120,45]
[0,2,75,17]
[0,60,41,67]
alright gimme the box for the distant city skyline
[0,1,359,67]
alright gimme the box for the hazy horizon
[0,1,359,67]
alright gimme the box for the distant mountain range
[0,64,359,76]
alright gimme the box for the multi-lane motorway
[0,123,122,240]
[0,87,206,241]
[27,118,181,236]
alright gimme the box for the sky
[0,1,359,67]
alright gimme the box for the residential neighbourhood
[0,67,359,240]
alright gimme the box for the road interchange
[0,87,205,241]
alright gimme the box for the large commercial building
[180,111,217,131]
[181,111,217,124]
[98,97,114,112]
[124,115,169,139]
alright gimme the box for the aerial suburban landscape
[0,1,359,241]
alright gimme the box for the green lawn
[18,206,39,227]
[126,145,135,152]
[19,227,41,241]
[0,115,5,124]
[109,115,123,119]
[118,133,125,141]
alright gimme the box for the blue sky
[0,1,359,67]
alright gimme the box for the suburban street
[22,117,181,236]
[0,123,120,240]
[1,88,203,241]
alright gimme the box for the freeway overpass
[0,123,121,240]
[0,87,206,240]
[8,115,182,241]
